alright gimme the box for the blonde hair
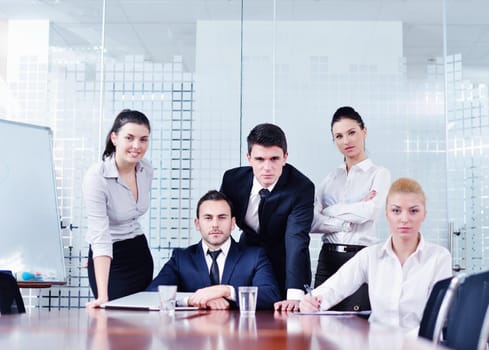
[387,177,426,206]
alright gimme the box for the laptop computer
[101,291,197,311]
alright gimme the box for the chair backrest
[432,274,466,343]
[418,274,465,342]
[477,306,489,350]
[418,277,452,340]
[444,270,489,350]
[0,272,26,314]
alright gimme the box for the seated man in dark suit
[147,190,281,310]
[220,123,315,312]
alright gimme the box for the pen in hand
[303,284,321,312]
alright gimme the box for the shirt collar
[379,233,425,260]
[413,233,426,260]
[251,176,278,196]
[102,155,144,179]
[338,158,374,172]
[201,237,231,257]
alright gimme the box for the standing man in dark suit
[147,190,281,310]
[220,123,314,311]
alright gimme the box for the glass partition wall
[0,0,486,308]
[445,0,489,273]
[238,0,451,275]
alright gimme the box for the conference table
[0,308,444,349]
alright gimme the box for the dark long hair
[102,109,151,160]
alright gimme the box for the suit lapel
[260,164,290,222]
[239,170,254,214]
[236,170,256,232]
[221,239,242,284]
[191,242,213,285]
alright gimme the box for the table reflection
[87,308,154,350]
[238,315,257,338]
[0,308,440,350]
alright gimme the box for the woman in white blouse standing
[310,106,391,311]
[83,109,154,308]
[301,177,452,333]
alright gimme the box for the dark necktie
[258,188,271,230]
[207,249,222,285]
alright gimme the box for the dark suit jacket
[220,163,314,298]
[146,238,281,310]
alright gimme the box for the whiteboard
[0,119,66,284]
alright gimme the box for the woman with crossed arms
[310,106,391,311]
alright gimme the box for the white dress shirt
[311,158,391,245]
[312,234,452,333]
[83,156,153,258]
[202,238,236,302]
[244,177,277,233]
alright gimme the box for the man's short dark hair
[246,123,287,154]
[196,190,234,218]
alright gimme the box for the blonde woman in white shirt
[311,106,391,311]
[301,177,452,334]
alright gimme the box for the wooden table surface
[0,308,443,350]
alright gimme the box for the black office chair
[477,306,489,350]
[0,272,26,314]
[443,270,489,350]
[419,274,465,342]
[419,277,453,340]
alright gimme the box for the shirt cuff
[318,214,351,232]
[227,285,236,302]
[342,221,352,232]
[287,288,305,300]
[90,242,113,259]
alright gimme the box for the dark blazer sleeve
[223,240,281,310]
[220,167,256,235]
[283,177,314,292]
[259,164,314,294]
[146,248,182,291]
[147,244,212,293]
[250,247,282,310]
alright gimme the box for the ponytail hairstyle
[330,106,365,137]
